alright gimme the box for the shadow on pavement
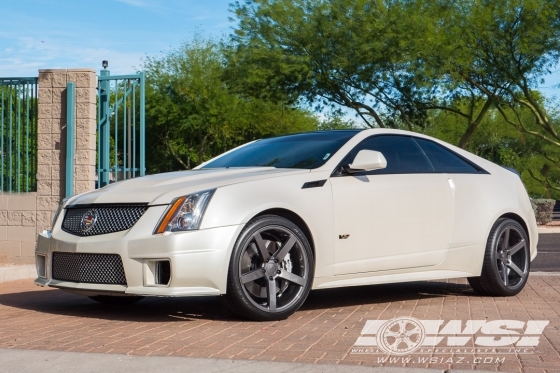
[0,280,473,322]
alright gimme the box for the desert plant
[531,198,556,225]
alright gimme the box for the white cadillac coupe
[35,129,538,321]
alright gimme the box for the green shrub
[531,199,556,225]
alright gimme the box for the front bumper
[35,205,243,296]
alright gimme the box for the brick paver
[1,277,559,372]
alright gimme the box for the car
[35,129,538,321]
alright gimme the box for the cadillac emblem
[80,210,98,232]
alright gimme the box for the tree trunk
[198,134,208,166]
[458,97,493,149]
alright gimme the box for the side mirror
[345,150,387,173]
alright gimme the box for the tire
[89,295,144,305]
[468,218,530,296]
[222,215,314,321]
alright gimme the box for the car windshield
[202,131,360,169]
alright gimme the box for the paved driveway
[1,276,559,373]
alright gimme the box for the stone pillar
[67,69,97,195]
[36,69,97,234]
[37,69,65,235]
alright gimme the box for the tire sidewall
[487,219,530,295]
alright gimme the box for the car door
[330,135,454,275]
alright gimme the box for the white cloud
[0,35,144,77]
[116,0,151,8]
[114,0,167,13]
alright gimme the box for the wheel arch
[468,212,532,296]
[252,208,316,260]
[498,212,530,248]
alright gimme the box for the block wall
[0,68,97,264]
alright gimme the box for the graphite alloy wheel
[89,295,144,305]
[223,215,314,321]
[468,218,530,296]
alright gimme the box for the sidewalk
[0,349,494,373]
[538,220,560,233]
[537,226,560,234]
[0,265,35,283]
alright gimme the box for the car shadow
[302,280,473,312]
[0,280,473,322]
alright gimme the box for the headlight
[51,197,70,230]
[154,189,215,234]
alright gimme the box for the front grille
[61,204,148,237]
[52,252,127,285]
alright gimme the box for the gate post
[65,82,75,198]
[98,69,110,188]
[139,72,146,177]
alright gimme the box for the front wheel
[468,218,530,296]
[223,215,314,321]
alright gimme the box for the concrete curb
[0,348,496,373]
[0,265,35,283]
[537,227,560,234]
[531,271,560,276]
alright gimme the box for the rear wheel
[223,215,314,321]
[468,218,530,296]
[89,295,144,305]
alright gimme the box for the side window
[413,137,479,173]
[346,135,434,174]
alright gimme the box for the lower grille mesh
[52,252,127,285]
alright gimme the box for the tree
[442,0,560,189]
[142,36,318,173]
[230,0,560,144]
[230,0,560,192]
[317,112,361,130]
[229,0,442,130]
[0,85,37,192]
[425,102,560,199]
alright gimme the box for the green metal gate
[97,70,145,188]
[0,78,38,193]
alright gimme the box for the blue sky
[0,0,232,76]
[0,0,558,99]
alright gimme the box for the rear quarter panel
[442,144,538,274]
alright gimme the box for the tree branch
[458,96,494,149]
[160,136,190,170]
[495,105,560,148]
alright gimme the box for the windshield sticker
[323,153,331,160]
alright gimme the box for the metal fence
[0,77,38,193]
[97,70,145,188]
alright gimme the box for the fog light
[36,254,46,278]
[144,259,171,287]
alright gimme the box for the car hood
[67,168,310,206]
